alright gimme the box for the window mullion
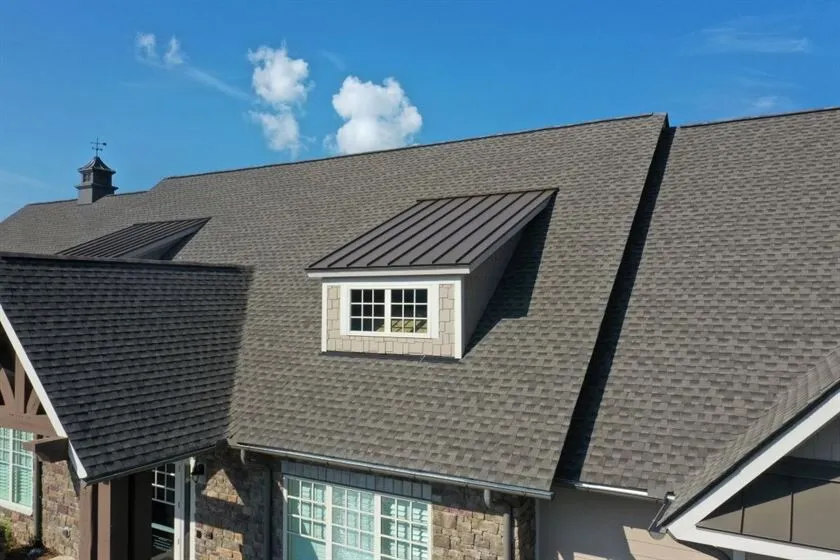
[326,485,333,560]
[374,494,381,559]
[385,289,392,334]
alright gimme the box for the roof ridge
[24,190,148,207]
[0,251,249,271]
[679,106,840,129]
[163,113,664,181]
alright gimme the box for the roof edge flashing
[307,266,471,279]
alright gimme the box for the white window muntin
[339,283,440,339]
[0,428,33,515]
[283,476,433,560]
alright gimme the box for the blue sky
[0,0,838,218]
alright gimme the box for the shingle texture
[58,217,209,257]
[0,114,667,490]
[662,344,840,523]
[308,189,556,271]
[572,109,840,498]
[0,254,251,481]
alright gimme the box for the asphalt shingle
[0,114,667,490]
[0,254,251,481]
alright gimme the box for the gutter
[81,445,218,486]
[559,479,675,502]
[233,442,554,500]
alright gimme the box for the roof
[78,156,115,174]
[567,108,840,496]
[0,113,668,490]
[58,218,209,258]
[662,344,840,523]
[307,189,556,272]
[0,253,251,481]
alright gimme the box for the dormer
[307,189,556,359]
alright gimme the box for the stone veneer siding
[325,283,457,357]
[194,450,536,560]
[0,460,79,557]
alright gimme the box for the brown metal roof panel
[58,218,209,257]
[454,189,556,265]
[369,194,505,268]
[306,199,439,270]
[333,197,474,269]
[415,189,553,266]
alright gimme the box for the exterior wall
[790,414,840,461]
[462,233,521,345]
[539,487,717,560]
[325,283,457,357]
[194,450,535,560]
[0,460,79,556]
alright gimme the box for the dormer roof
[307,188,555,275]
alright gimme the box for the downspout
[264,465,273,559]
[242,449,273,559]
[33,456,42,544]
[484,489,512,560]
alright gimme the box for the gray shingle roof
[0,114,667,490]
[58,218,209,257]
[569,108,840,497]
[0,253,251,481]
[661,344,840,524]
[307,189,556,271]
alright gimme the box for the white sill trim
[0,500,32,516]
[348,329,433,340]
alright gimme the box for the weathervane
[90,137,107,156]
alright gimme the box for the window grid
[287,479,328,543]
[0,428,33,509]
[348,288,430,336]
[152,463,176,505]
[285,477,431,560]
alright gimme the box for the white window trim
[667,387,840,560]
[338,284,440,340]
[282,475,433,560]
[0,429,33,516]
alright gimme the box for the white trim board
[308,267,470,279]
[667,385,840,560]
[0,304,87,479]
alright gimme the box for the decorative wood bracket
[23,435,68,463]
[0,355,56,437]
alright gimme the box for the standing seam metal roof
[58,218,209,257]
[307,189,556,270]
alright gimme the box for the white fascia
[667,386,840,560]
[0,303,88,479]
[308,267,470,279]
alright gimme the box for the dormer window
[308,188,557,359]
[348,287,432,336]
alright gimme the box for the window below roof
[349,288,430,335]
[0,428,33,514]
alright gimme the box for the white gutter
[234,442,554,500]
[562,479,674,501]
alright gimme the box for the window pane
[351,290,362,303]
[363,290,372,303]
[373,305,384,318]
[415,320,428,334]
[373,319,385,333]
[404,290,414,303]
[351,304,362,317]
[391,305,403,318]
[415,305,427,318]
[404,306,414,318]
[373,290,385,303]
[351,318,362,331]
[313,484,326,503]
[333,487,345,506]
[392,290,402,303]
[360,493,374,513]
[382,497,396,517]
[362,319,372,331]
[416,290,427,304]
[363,304,372,317]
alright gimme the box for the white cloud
[247,45,312,154]
[248,46,310,107]
[328,77,422,155]
[250,110,301,152]
[164,37,184,66]
[692,16,812,54]
[135,32,249,100]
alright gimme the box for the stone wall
[0,460,79,556]
[41,460,79,557]
[432,485,535,560]
[325,283,457,357]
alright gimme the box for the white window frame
[338,283,440,340]
[0,429,33,515]
[282,476,433,560]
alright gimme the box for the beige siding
[462,233,521,345]
[790,414,840,461]
[539,487,717,560]
[325,283,457,357]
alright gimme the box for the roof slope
[0,114,667,490]
[308,189,556,271]
[0,254,251,481]
[662,344,840,523]
[58,218,209,257]
[571,108,840,495]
